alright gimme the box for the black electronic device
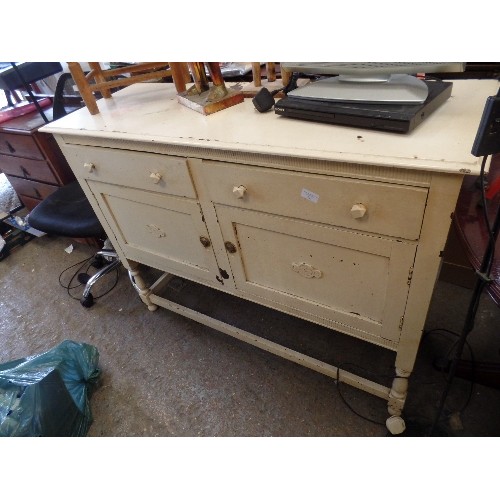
[274,80,453,133]
[471,95,500,156]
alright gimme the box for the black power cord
[58,253,120,301]
[422,328,476,414]
[252,72,300,113]
[335,362,394,428]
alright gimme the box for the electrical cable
[422,328,476,414]
[58,253,120,301]
[480,155,495,238]
[335,363,393,427]
[251,72,301,112]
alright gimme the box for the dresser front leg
[386,367,410,435]
[127,263,157,311]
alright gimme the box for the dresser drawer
[62,145,197,199]
[202,161,428,240]
[6,175,59,201]
[17,194,43,211]
[0,155,59,184]
[0,132,44,160]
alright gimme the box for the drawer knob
[150,172,162,184]
[6,140,15,154]
[232,185,247,199]
[84,162,95,173]
[350,203,367,219]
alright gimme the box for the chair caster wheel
[78,273,91,285]
[386,415,406,435]
[81,293,94,308]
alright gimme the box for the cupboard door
[88,180,222,285]
[215,205,417,344]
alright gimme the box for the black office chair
[28,181,121,307]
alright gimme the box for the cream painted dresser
[42,80,498,434]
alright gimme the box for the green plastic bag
[0,340,100,436]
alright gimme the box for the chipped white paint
[42,80,498,175]
[41,79,497,433]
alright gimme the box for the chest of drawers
[42,80,497,433]
[0,109,75,211]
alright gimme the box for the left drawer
[0,132,44,160]
[0,155,59,184]
[62,144,197,199]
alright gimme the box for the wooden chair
[238,63,293,97]
[67,62,173,115]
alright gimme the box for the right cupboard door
[215,205,417,346]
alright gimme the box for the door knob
[224,241,237,253]
[200,236,211,247]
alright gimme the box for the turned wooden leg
[170,62,188,93]
[252,62,262,87]
[127,262,157,311]
[267,62,276,82]
[386,367,411,434]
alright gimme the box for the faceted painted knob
[232,185,247,199]
[150,172,162,184]
[84,162,95,172]
[350,203,367,219]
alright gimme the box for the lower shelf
[149,272,392,401]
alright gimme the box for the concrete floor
[1,233,499,437]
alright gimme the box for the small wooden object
[68,62,173,115]
[173,62,244,115]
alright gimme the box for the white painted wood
[201,160,428,240]
[215,204,417,343]
[148,292,391,400]
[87,181,223,284]
[62,144,197,199]
[43,79,496,423]
[42,80,498,175]
[396,173,465,371]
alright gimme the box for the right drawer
[62,144,197,199]
[202,160,428,240]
